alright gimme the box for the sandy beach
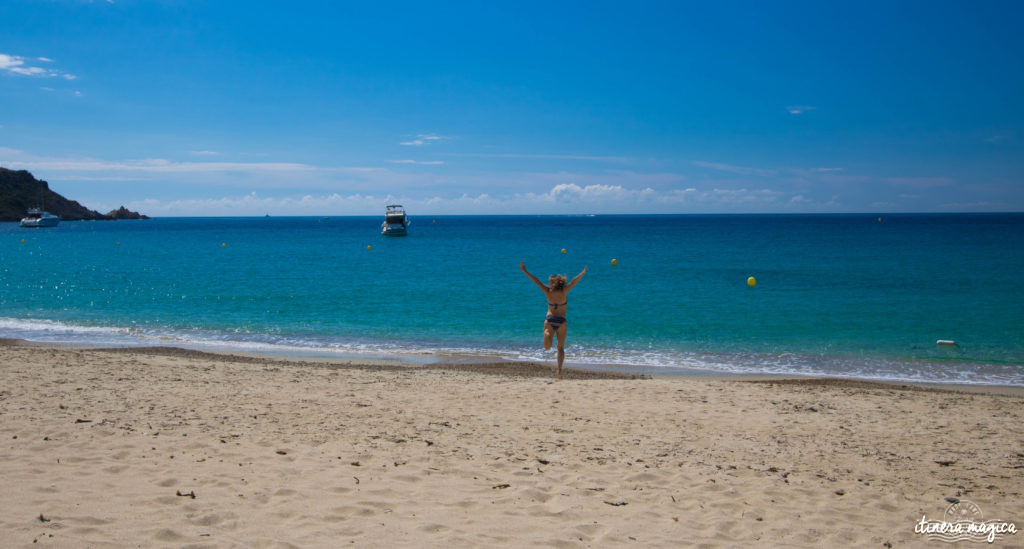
[1,340,1021,548]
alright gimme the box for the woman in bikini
[520,262,588,380]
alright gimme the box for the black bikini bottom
[545,316,567,330]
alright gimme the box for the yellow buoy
[116,242,121,246]
[366,245,372,251]
[21,239,25,244]
[561,248,567,254]
[747,276,756,287]
[878,217,882,223]
[611,258,618,266]
[221,243,227,248]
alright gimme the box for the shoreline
[4,337,1023,395]
[2,340,1022,546]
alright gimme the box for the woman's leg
[555,325,567,380]
[543,323,555,350]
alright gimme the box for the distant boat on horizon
[20,207,60,228]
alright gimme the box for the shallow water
[2,213,1022,385]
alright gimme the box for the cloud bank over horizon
[2,145,1019,215]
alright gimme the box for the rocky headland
[0,167,148,221]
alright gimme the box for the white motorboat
[20,208,60,228]
[381,204,409,236]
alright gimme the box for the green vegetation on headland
[0,167,148,222]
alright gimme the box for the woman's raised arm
[565,265,588,292]
[520,262,548,290]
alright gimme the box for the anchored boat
[381,204,409,236]
[20,208,60,228]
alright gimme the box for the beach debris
[38,513,50,522]
[353,477,360,485]
[350,461,361,466]
[176,490,196,499]
[492,484,511,489]
[834,489,845,496]
[934,459,957,466]
[537,458,550,465]
[275,450,287,455]
[74,419,92,423]
[604,501,628,507]
[945,497,960,504]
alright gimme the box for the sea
[2,214,1022,386]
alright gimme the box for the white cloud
[108,182,800,217]
[883,176,955,189]
[400,133,445,146]
[449,152,631,164]
[389,159,444,165]
[787,105,817,115]
[0,53,76,80]
[693,160,777,177]
[0,149,318,174]
[189,150,223,156]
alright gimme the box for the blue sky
[1,1,1022,215]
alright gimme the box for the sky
[1,1,1022,216]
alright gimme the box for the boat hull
[20,215,60,228]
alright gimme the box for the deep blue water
[2,214,1022,385]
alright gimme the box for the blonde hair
[548,274,567,291]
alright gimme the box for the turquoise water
[2,214,1022,385]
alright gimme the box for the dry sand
[1,340,1021,547]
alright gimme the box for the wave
[1,316,1021,386]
